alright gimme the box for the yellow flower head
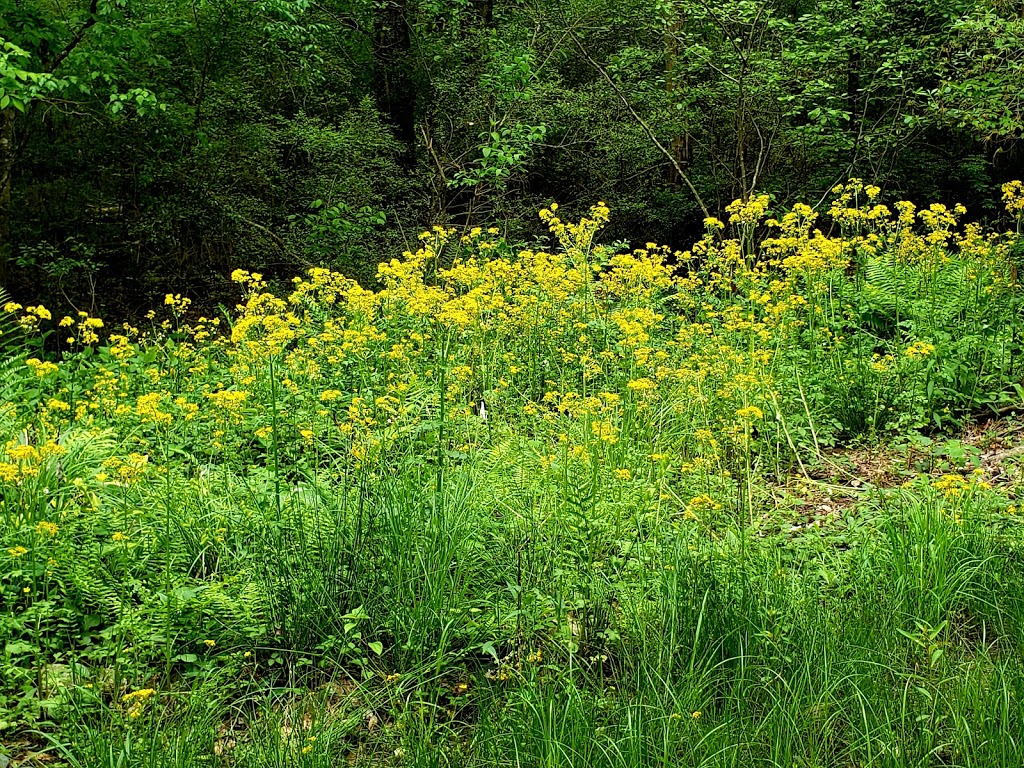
[1002,180,1024,215]
[735,406,764,422]
[25,358,59,377]
[905,340,935,359]
[122,688,157,703]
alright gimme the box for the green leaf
[5,641,37,655]
[479,641,499,662]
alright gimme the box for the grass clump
[2,181,1024,766]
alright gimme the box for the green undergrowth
[3,184,1024,766]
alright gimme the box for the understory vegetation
[2,0,1023,313]
[3,181,1024,765]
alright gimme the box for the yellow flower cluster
[135,393,172,426]
[538,201,611,256]
[207,390,250,422]
[122,688,157,719]
[164,293,193,317]
[1002,181,1024,216]
[102,453,149,485]
[682,494,722,521]
[905,341,936,359]
[57,312,105,345]
[26,358,59,377]
[0,439,67,484]
[726,194,771,225]
[4,303,51,330]
[931,471,990,500]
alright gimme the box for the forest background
[2,0,1023,314]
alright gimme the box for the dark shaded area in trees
[1,0,1021,318]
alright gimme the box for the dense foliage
[2,0,1024,314]
[1,184,1024,764]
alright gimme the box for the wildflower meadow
[3,181,1024,766]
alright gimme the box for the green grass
[11,460,1024,767]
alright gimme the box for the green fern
[0,288,28,361]
[860,255,981,338]
[479,435,546,515]
[0,290,34,413]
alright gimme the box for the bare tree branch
[46,0,99,74]
[567,29,710,218]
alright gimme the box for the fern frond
[0,288,29,363]
[479,435,545,513]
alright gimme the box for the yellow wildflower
[135,393,172,426]
[735,406,764,421]
[905,341,935,358]
[26,358,59,377]
[1002,180,1024,214]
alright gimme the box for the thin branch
[238,216,288,254]
[46,0,99,73]
[212,195,288,254]
[567,29,710,218]
[421,121,448,186]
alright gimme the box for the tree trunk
[373,0,417,167]
[0,109,16,287]
[848,0,862,159]
[664,11,690,188]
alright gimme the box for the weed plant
[2,182,1024,765]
